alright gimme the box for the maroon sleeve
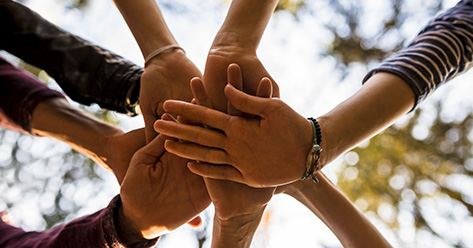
[0,56,65,133]
[0,196,158,248]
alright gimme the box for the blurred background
[1,0,473,247]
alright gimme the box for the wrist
[211,31,258,55]
[215,0,278,53]
[115,201,146,245]
[145,47,188,69]
[145,45,186,68]
[315,115,341,168]
[212,211,264,248]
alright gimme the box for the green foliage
[337,105,473,246]
[324,0,443,67]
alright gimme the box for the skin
[31,97,144,184]
[185,65,276,248]
[154,72,415,187]
[279,175,392,247]
[154,83,313,187]
[30,97,210,244]
[119,133,210,241]
[203,0,280,111]
[159,64,392,247]
[113,0,200,143]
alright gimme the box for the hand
[189,67,275,217]
[103,128,146,184]
[140,49,201,143]
[203,42,279,112]
[154,74,313,187]
[119,134,210,239]
[179,65,275,248]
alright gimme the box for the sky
[4,0,473,247]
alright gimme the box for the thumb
[133,133,167,163]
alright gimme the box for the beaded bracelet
[144,44,185,67]
[301,117,322,183]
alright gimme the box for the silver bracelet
[144,44,185,67]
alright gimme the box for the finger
[176,114,200,126]
[163,100,231,131]
[133,133,167,163]
[187,161,244,184]
[187,216,202,228]
[227,63,243,116]
[190,77,212,108]
[164,140,229,165]
[256,77,273,98]
[224,83,273,118]
[154,114,176,134]
[155,120,226,148]
[163,107,200,126]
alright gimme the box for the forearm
[113,0,177,57]
[285,174,391,247]
[317,72,415,167]
[212,0,278,52]
[31,98,123,174]
[0,1,142,115]
[211,211,264,248]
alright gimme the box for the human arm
[183,65,275,248]
[30,97,146,184]
[0,1,142,115]
[277,173,392,248]
[0,56,144,184]
[154,0,473,186]
[155,72,414,187]
[113,0,201,142]
[203,0,280,112]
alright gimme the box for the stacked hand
[174,64,276,247]
[119,133,210,240]
[154,67,314,187]
[203,41,279,110]
[140,49,201,143]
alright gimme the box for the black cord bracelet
[301,117,322,183]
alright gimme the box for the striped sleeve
[363,0,473,108]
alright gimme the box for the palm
[140,51,201,142]
[203,52,279,111]
[120,137,209,238]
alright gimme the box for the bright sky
[6,0,473,247]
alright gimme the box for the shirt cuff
[103,195,159,248]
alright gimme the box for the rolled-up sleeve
[0,56,64,133]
